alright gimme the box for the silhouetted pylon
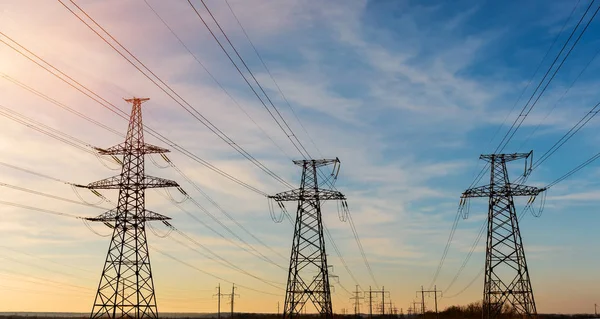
[79,98,179,319]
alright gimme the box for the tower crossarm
[292,158,340,168]
[269,189,346,202]
[480,151,532,163]
[94,142,170,155]
[83,175,179,189]
[462,184,545,198]
[85,208,171,222]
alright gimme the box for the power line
[4,69,284,264]
[57,0,293,189]
[0,30,269,195]
[495,0,599,154]
[186,0,377,291]
[186,0,311,160]
[223,0,324,157]
[142,0,293,161]
[431,2,598,290]
[0,96,286,271]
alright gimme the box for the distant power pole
[367,286,373,319]
[412,302,422,316]
[350,285,364,317]
[278,302,280,315]
[595,303,597,317]
[229,284,239,319]
[214,284,226,319]
[269,158,348,319]
[417,286,442,319]
[461,152,544,319]
[373,286,389,315]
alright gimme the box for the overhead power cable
[57,0,293,189]
[0,100,285,270]
[0,31,268,196]
[495,0,599,154]
[187,0,311,160]
[464,0,594,191]
[223,0,324,158]
[142,0,292,160]
[186,0,379,289]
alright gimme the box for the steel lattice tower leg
[461,152,544,319]
[270,159,347,319]
[79,98,179,319]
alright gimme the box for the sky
[0,0,599,315]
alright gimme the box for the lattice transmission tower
[79,97,179,319]
[461,152,545,319]
[269,159,348,319]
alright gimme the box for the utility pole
[229,284,239,319]
[367,286,373,319]
[417,286,442,319]
[78,97,179,319]
[595,303,597,317]
[278,302,280,315]
[372,286,389,315]
[215,284,226,319]
[269,158,347,319]
[350,285,364,317]
[461,151,544,319]
[412,302,422,316]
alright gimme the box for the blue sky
[0,0,599,314]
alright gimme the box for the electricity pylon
[79,97,179,319]
[269,159,347,319]
[461,152,544,319]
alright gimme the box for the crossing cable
[187,0,312,160]
[0,31,269,196]
[223,0,324,157]
[142,0,292,160]
[0,102,286,269]
[57,0,294,189]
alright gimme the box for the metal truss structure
[80,97,178,319]
[270,158,347,319]
[462,152,544,319]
